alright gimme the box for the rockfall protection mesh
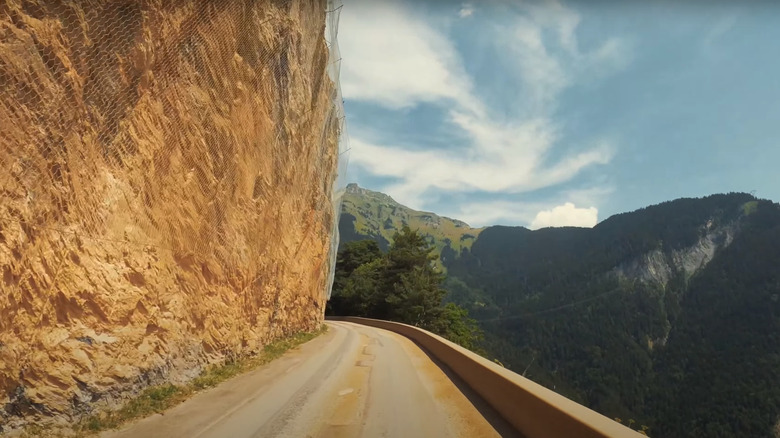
[325,0,350,298]
[0,0,348,292]
[0,0,348,408]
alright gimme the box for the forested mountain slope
[338,189,780,437]
[445,193,779,437]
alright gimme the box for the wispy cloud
[563,185,615,208]
[701,13,740,60]
[350,132,613,210]
[340,0,631,227]
[454,200,545,228]
[459,3,474,18]
[703,14,738,48]
[500,1,632,114]
[339,1,479,111]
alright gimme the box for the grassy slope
[340,184,483,268]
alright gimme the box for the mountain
[338,183,483,268]
[338,187,780,438]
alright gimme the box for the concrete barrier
[328,316,645,438]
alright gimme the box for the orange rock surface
[0,0,338,430]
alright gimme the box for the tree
[432,303,483,351]
[331,259,384,316]
[382,227,438,290]
[386,266,447,328]
[327,228,483,350]
[333,240,382,289]
[327,240,382,316]
[380,226,442,321]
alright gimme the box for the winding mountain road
[103,321,517,438]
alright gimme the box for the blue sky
[337,0,780,228]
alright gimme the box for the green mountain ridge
[337,186,780,438]
[338,183,483,268]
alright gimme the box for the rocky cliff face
[612,221,737,287]
[0,0,338,430]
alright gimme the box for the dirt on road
[102,321,518,438]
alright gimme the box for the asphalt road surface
[103,321,518,438]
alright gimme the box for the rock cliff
[612,221,737,287]
[0,0,339,430]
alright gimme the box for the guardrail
[327,316,644,438]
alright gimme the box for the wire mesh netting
[0,0,348,423]
[324,0,350,298]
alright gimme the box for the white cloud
[459,3,474,18]
[585,38,633,79]
[436,185,611,228]
[521,0,582,55]
[499,2,632,114]
[530,202,598,229]
[339,0,631,221]
[349,133,614,209]
[506,17,569,114]
[338,1,480,112]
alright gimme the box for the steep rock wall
[612,222,737,287]
[0,0,338,430]
[611,221,738,348]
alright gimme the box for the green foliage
[335,239,383,279]
[432,302,484,351]
[80,384,189,432]
[329,258,384,317]
[443,276,500,320]
[328,227,483,349]
[327,240,384,317]
[648,201,780,438]
[386,266,446,327]
[743,200,759,216]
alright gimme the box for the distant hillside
[445,193,780,438]
[338,186,780,437]
[338,183,483,267]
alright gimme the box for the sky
[336,0,780,229]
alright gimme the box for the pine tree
[327,227,482,350]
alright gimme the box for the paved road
[103,321,516,438]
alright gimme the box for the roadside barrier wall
[328,317,644,438]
